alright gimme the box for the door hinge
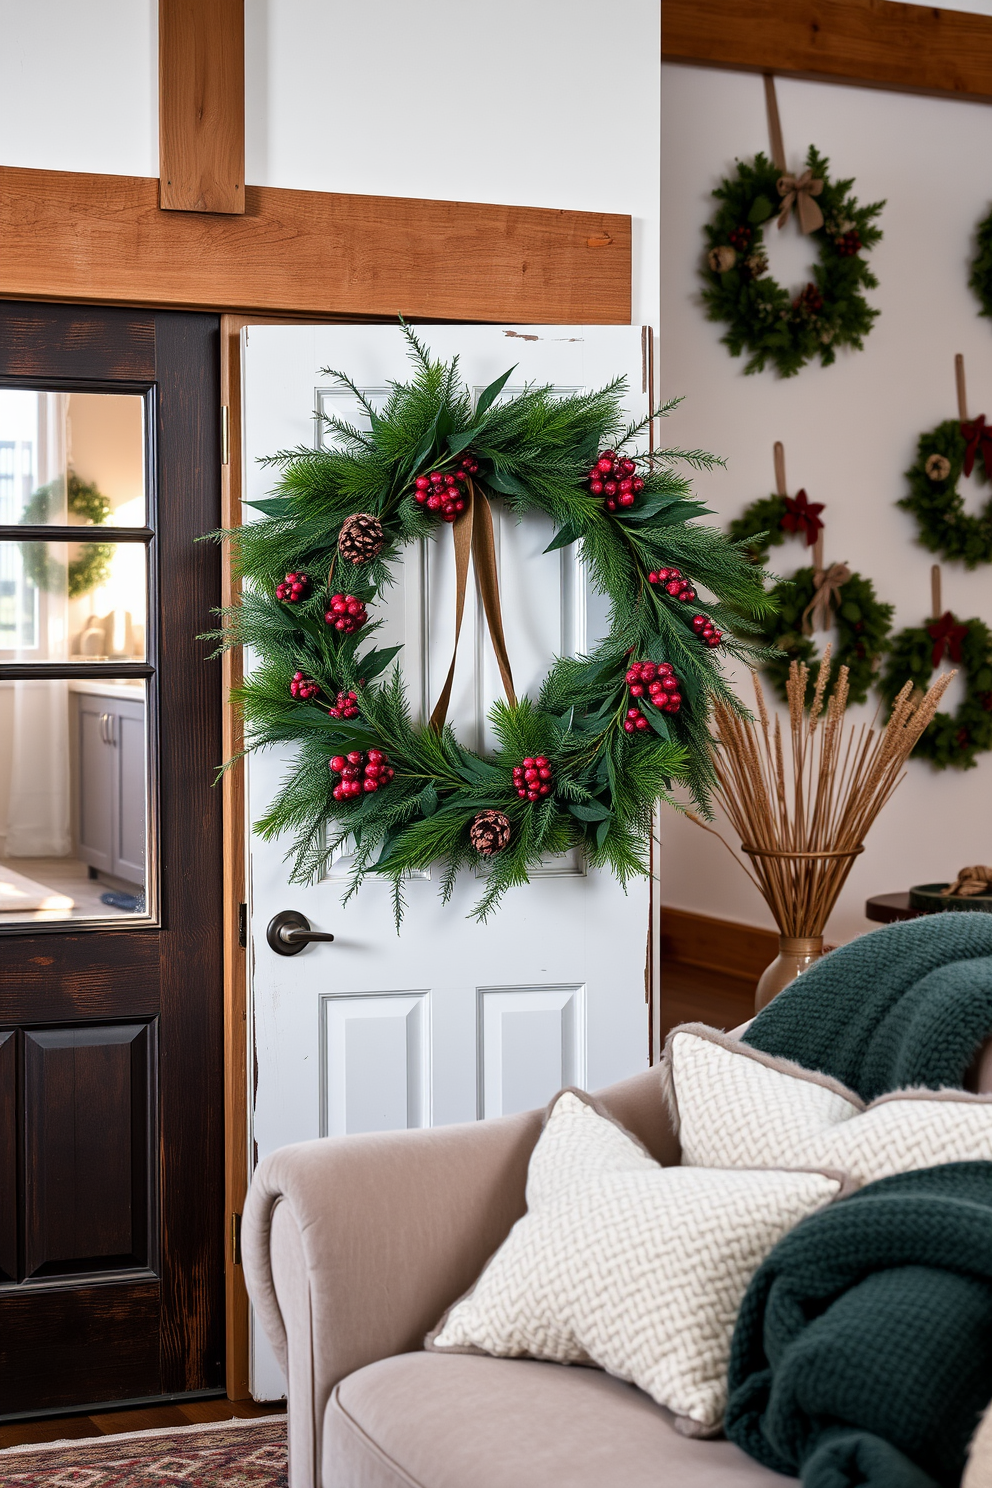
[238,901,248,948]
[221,404,230,466]
[231,1211,243,1265]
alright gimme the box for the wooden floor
[0,1396,284,1451]
[2,958,744,1452]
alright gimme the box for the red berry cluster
[329,749,394,801]
[276,572,310,603]
[625,661,682,724]
[413,456,480,523]
[290,671,320,701]
[794,283,824,315]
[648,566,697,603]
[325,593,367,634]
[728,225,752,252]
[512,756,552,802]
[586,450,644,512]
[692,614,723,648]
[328,689,360,719]
[836,230,862,257]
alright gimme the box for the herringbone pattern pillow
[427,1090,843,1435]
[667,1025,992,1184]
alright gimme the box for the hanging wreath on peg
[727,443,893,704]
[728,439,825,562]
[208,323,775,924]
[879,565,992,770]
[899,354,992,567]
[700,75,885,379]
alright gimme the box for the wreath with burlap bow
[752,564,893,707]
[701,146,884,379]
[210,326,774,923]
[899,416,992,568]
[879,611,992,770]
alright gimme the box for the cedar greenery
[701,147,884,378]
[878,615,992,771]
[898,418,992,568]
[209,325,776,923]
[728,492,796,563]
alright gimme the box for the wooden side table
[866,893,927,924]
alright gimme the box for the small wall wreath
[20,472,116,597]
[899,418,992,568]
[212,326,774,923]
[752,565,894,707]
[879,611,992,770]
[701,147,884,379]
[728,487,824,564]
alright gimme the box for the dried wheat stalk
[690,649,954,938]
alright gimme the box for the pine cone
[707,245,737,274]
[338,512,385,564]
[469,809,511,857]
[925,453,951,482]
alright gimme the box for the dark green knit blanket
[744,913,992,1099]
[725,1162,992,1487]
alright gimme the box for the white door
[242,324,656,1396]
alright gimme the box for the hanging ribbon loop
[777,170,825,234]
[801,561,851,635]
[428,477,517,732]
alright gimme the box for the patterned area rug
[0,1416,287,1486]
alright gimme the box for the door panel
[243,324,653,1397]
[22,1023,154,1278]
[0,304,223,1416]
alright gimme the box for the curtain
[5,392,71,858]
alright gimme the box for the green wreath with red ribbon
[899,416,992,568]
[878,611,992,770]
[728,486,824,563]
[210,325,775,923]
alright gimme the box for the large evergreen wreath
[701,147,884,378]
[969,204,992,323]
[899,417,992,568]
[212,327,774,922]
[20,472,115,597]
[879,612,992,770]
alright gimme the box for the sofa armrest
[242,1066,674,1488]
[243,1109,542,1487]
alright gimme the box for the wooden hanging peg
[932,563,942,623]
[773,439,788,498]
[956,354,969,423]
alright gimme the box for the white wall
[0,0,660,325]
[660,63,992,944]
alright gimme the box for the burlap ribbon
[777,171,825,234]
[942,865,992,898]
[428,477,517,731]
[801,562,851,635]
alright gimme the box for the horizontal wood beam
[662,0,992,102]
[159,0,245,214]
[0,168,630,324]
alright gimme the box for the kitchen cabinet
[74,690,145,885]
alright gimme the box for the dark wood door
[0,304,224,1415]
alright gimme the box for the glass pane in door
[0,677,150,924]
[0,390,146,527]
[0,542,147,661]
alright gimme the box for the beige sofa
[243,1066,789,1487]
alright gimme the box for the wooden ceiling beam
[159,0,245,213]
[661,0,992,103]
[0,167,630,324]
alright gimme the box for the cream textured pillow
[666,1024,992,1184]
[427,1089,845,1435]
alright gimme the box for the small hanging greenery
[879,612,992,770]
[209,325,775,924]
[728,486,824,564]
[969,204,992,323]
[898,417,992,568]
[20,472,116,597]
[701,147,884,378]
[751,565,894,707]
